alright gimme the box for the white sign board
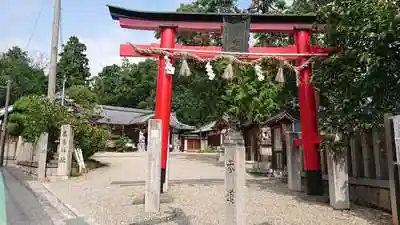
[393,115,400,163]
[57,125,73,179]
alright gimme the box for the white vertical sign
[57,125,73,179]
[145,119,162,213]
[392,115,400,163]
[224,128,246,225]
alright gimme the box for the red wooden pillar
[154,26,176,193]
[295,28,324,195]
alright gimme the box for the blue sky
[0,0,257,75]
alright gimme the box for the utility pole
[47,0,61,101]
[0,80,12,167]
[61,75,66,106]
[37,0,61,179]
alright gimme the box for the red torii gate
[108,5,333,195]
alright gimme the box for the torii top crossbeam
[108,5,330,196]
[108,5,331,60]
[108,5,324,33]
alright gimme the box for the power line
[25,0,46,50]
[60,3,64,47]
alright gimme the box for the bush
[8,94,111,160]
[71,117,111,159]
[9,95,65,142]
[68,85,97,109]
[199,146,216,153]
[115,136,130,152]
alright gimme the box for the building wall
[187,139,201,152]
[208,134,221,146]
[200,139,208,150]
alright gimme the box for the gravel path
[45,152,391,225]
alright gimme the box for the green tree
[9,94,111,159]
[285,0,400,139]
[68,85,97,109]
[92,64,121,104]
[309,0,400,133]
[172,62,228,126]
[0,46,47,104]
[92,59,157,108]
[132,59,158,109]
[57,36,91,90]
[171,0,289,124]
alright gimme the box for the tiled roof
[262,111,296,126]
[96,105,152,125]
[191,121,217,133]
[1,104,195,130]
[191,117,229,133]
[96,105,195,130]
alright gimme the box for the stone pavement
[45,152,391,225]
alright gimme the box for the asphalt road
[1,167,54,225]
[0,167,91,225]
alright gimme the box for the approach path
[45,152,391,225]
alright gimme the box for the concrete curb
[41,183,99,225]
[0,169,8,225]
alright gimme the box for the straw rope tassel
[275,63,285,83]
[164,55,175,75]
[295,70,301,86]
[223,63,234,80]
[179,58,191,77]
[254,64,265,81]
[126,43,319,80]
[205,62,215,80]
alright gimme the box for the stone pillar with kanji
[57,124,74,179]
[223,121,246,225]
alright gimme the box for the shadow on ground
[249,177,391,225]
[93,152,145,158]
[179,153,391,224]
[84,159,109,169]
[109,153,391,225]
[177,153,223,167]
[130,207,192,225]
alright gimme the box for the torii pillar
[295,29,323,195]
[154,27,176,193]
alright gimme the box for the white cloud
[0,30,156,77]
[81,28,157,76]
[0,37,50,74]
[0,37,46,54]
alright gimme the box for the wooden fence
[318,128,391,210]
[292,128,392,211]
[320,129,388,179]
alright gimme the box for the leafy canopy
[0,47,47,104]
[9,94,110,159]
[298,0,400,132]
[57,36,91,90]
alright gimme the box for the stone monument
[223,122,246,225]
[221,13,250,225]
[145,119,162,212]
[37,132,49,180]
[138,130,146,152]
[15,136,24,162]
[57,124,73,180]
[172,133,181,152]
